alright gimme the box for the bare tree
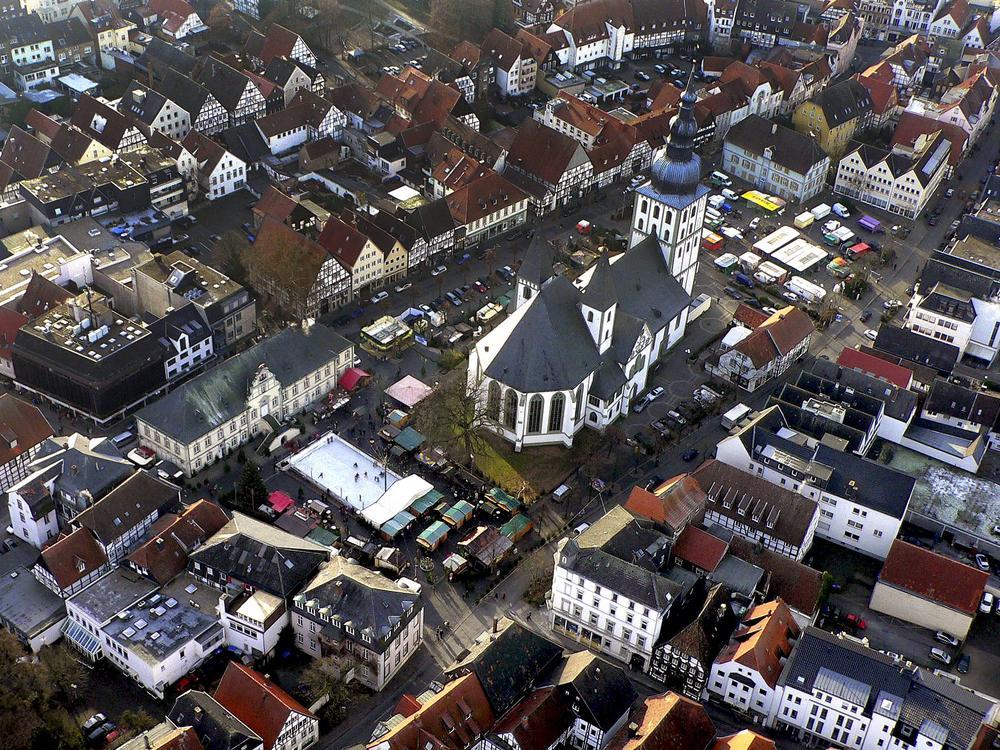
[411,370,497,466]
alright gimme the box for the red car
[845,614,867,630]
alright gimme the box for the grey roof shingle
[136,324,351,444]
[168,691,262,750]
[726,115,828,175]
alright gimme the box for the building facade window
[527,394,544,434]
[548,392,565,432]
[503,389,518,430]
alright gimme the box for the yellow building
[792,79,874,159]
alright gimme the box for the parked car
[934,631,960,647]
[749,217,761,230]
[724,287,743,300]
[431,265,447,276]
[394,282,412,293]
[980,591,995,614]
[681,448,699,462]
[957,653,971,674]
[782,291,799,302]
[860,310,872,323]
[635,71,650,81]
[883,299,902,310]
[86,722,116,744]
[445,291,463,307]
[667,410,687,425]
[82,714,107,733]
[975,553,991,571]
[863,329,878,342]
[369,291,389,304]
[632,386,665,413]
[844,613,867,630]
[929,647,952,665]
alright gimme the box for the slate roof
[135,324,351,443]
[725,115,828,175]
[120,82,170,126]
[159,68,212,118]
[0,565,65,642]
[924,379,1000,429]
[168,691,263,750]
[555,651,637,732]
[214,663,313,750]
[445,619,562,717]
[73,470,179,545]
[197,57,252,112]
[189,512,328,598]
[727,535,823,616]
[873,326,960,374]
[138,37,197,78]
[407,197,456,240]
[814,79,872,127]
[878,540,988,614]
[27,433,134,501]
[294,556,420,643]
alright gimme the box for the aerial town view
[0,0,999,746]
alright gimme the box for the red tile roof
[258,23,302,65]
[733,304,769,329]
[369,672,494,750]
[0,394,52,467]
[625,476,705,530]
[733,307,813,368]
[445,172,527,226]
[38,527,108,591]
[253,185,297,224]
[606,693,716,750]
[127,500,229,585]
[492,686,572,750]
[889,111,967,167]
[215,663,314,750]
[713,730,777,750]
[317,215,372,267]
[507,119,583,185]
[0,306,28,364]
[836,347,913,389]
[878,540,988,615]
[671,525,729,572]
[716,599,799,688]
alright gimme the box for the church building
[467,84,709,450]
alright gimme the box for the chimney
[492,616,499,633]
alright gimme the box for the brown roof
[25,109,61,140]
[253,185,297,224]
[255,102,311,137]
[451,40,481,68]
[0,307,27,363]
[514,28,552,65]
[431,145,488,190]
[327,82,380,119]
[317,215,372,267]
[507,119,584,185]
[181,130,228,174]
[625,475,705,531]
[492,687,572,750]
[691,460,819,548]
[0,126,51,181]
[727,536,823,616]
[672,525,728,572]
[889,111,967,167]
[215,662,314,750]
[482,28,525,73]
[249,217,341,306]
[368,672,495,750]
[38,527,108,590]
[715,599,799,688]
[445,172,527,225]
[74,471,179,545]
[878,540,988,614]
[49,123,100,164]
[127,500,229,585]
[733,307,814,368]
[70,94,137,151]
[606,693,716,750]
[16,272,72,318]
[257,23,302,65]
[712,730,777,750]
[733,304,769,329]
[0,393,53,466]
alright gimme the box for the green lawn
[475,430,599,501]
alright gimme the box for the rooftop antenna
[84,285,97,329]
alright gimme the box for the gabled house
[70,94,146,153]
[504,119,593,214]
[181,130,247,200]
[264,56,322,105]
[445,171,529,246]
[70,0,134,70]
[119,80,191,141]
[245,23,317,69]
[316,215,384,296]
[214,663,319,750]
[792,78,874,158]
[0,393,53,492]
[126,499,230,585]
[248,217,351,319]
[482,27,539,97]
[197,56,267,128]
[32,526,110,598]
[146,0,206,39]
[159,68,227,135]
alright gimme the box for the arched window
[486,381,501,421]
[503,389,518,430]
[548,392,565,432]
[527,395,544,434]
[575,385,584,420]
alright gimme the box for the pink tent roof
[268,490,295,512]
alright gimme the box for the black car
[723,287,742,300]
[682,448,699,462]
[957,653,971,674]
[860,310,872,323]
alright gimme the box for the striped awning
[62,619,101,657]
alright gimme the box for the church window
[587,310,594,322]
[637,218,644,232]
[548,393,565,432]
[574,385,584,420]
[527,395,544,434]
[503,389,518,430]
[486,381,501,421]
[652,205,660,219]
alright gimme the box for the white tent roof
[385,375,433,408]
[361,474,434,528]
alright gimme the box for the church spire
[650,72,702,196]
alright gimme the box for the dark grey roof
[517,235,554,287]
[159,68,211,119]
[135,324,352,443]
[920,286,977,323]
[707,555,763,597]
[816,79,872,127]
[0,566,65,640]
[73,470,179,545]
[406,197,456,240]
[30,435,134,501]
[920,252,1000,301]
[485,274,601,392]
[446,620,563,716]
[148,304,211,352]
[140,38,197,78]
[874,326,960,374]
[607,234,693,330]
[189,513,328,599]
[46,17,91,48]
[220,123,270,165]
[555,652,637,731]
[197,57,251,112]
[0,14,50,46]
[119,82,169,126]
[726,115,828,174]
[590,358,628,400]
[812,443,914,518]
[168,692,263,750]
[294,557,420,646]
[263,56,300,87]
[898,669,994,750]
[581,255,617,310]
[778,627,910,711]
[925,379,1000,428]
[807,359,918,422]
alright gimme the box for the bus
[742,190,786,215]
